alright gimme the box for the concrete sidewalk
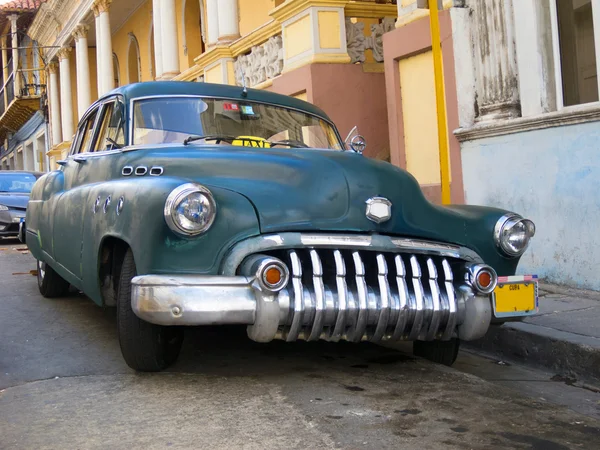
[467,283,600,385]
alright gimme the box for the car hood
[0,192,29,209]
[128,146,508,247]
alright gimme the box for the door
[51,105,101,279]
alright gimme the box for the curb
[465,321,600,384]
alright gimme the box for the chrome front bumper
[131,233,494,343]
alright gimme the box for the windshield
[0,173,37,193]
[132,97,343,150]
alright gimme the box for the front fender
[80,176,260,305]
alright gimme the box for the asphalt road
[1,237,600,449]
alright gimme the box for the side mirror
[344,126,367,154]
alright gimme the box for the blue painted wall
[461,121,600,290]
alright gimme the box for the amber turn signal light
[477,271,492,289]
[264,266,283,286]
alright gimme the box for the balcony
[0,66,46,143]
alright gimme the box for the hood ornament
[366,197,392,223]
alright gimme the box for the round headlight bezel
[494,214,536,257]
[164,183,216,237]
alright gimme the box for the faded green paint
[26,82,527,307]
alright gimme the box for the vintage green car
[26,82,537,372]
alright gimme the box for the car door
[51,104,102,279]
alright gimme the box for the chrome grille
[255,249,460,343]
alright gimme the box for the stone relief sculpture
[345,17,396,64]
[234,35,283,87]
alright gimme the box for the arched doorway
[182,0,204,67]
[128,33,141,83]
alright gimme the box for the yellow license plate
[493,280,538,318]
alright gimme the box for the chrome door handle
[57,160,67,166]
[73,155,87,164]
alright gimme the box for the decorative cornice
[344,2,397,18]
[173,64,203,82]
[57,46,72,61]
[92,0,112,17]
[454,104,600,142]
[192,46,234,68]
[271,0,348,23]
[47,61,58,74]
[72,24,89,40]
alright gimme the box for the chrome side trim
[149,166,164,176]
[135,166,148,176]
[122,166,133,176]
[221,233,483,276]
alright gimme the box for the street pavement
[2,238,600,449]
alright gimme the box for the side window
[76,109,99,154]
[93,101,125,152]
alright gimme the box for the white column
[206,0,219,46]
[48,62,62,146]
[160,0,180,78]
[217,0,239,42]
[9,14,19,96]
[93,0,114,95]
[58,48,74,141]
[471,0,520,121]
[512,0,556,116]
[73,25,91,119]
[152,0,163,79]
[95,11,103,94]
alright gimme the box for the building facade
[2,0,596,290]
[0,0,49,172]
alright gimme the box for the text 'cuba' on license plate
[493,275,539,318]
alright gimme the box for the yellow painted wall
[317,11,341,49]
[69,54,79,135]
[238,0,276,36]
[89,50,99,102]
[175,0,187,71]
[205,63,222,84]
[399,50,450,185]
[112,0,153,84]
[182,0,204,67]
[284,14,311,59]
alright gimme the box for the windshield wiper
[183,135,310,148]
[183,134,238,145]
[268,139,309,148]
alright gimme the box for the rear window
[0,173,38,193]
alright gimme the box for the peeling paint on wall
[461,121,600,290]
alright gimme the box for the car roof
[0,170,43,178]
[105,81,333,123]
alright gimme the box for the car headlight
[494,214,536,257]
[0,204,7,211]
[164,183,216,236]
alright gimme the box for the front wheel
[117,249,183,372]
[37,259,70,298]
[413,338,460,366]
